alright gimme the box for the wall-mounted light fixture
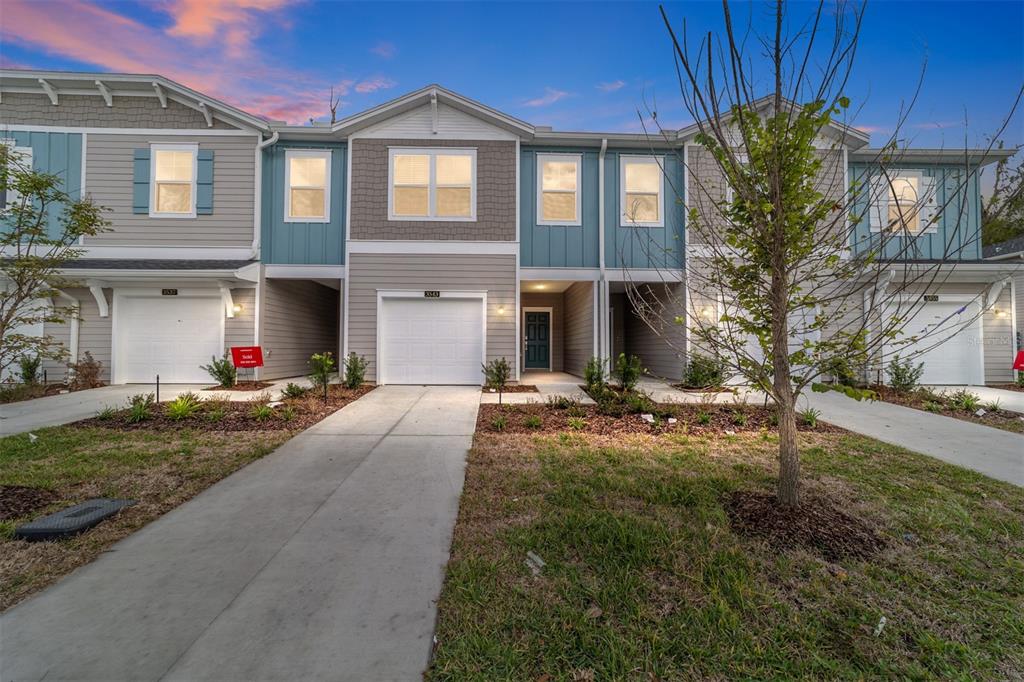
[534,283,547,290]
[994,308,1007,319]
[232,304,243,314]
[497,305,505,314]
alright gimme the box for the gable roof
[0,69,272,132]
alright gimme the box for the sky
[1,0,1022,150]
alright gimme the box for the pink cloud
[354,76,396,94]
[523,87,571,107]
[370,41,396,59]
[0,0,358,124]
[597,80,626,92]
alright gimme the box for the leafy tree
[0,145,108,377]
[481,357,511,404]
[982,145,1024,246]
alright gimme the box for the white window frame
[1,140,33,211]
[619,154,665,228]
[284,149,332,223]
[536,153,582,226]
[869,170,939,236]
[387,147,477,222]
[149,143,198,219]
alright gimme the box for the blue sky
[1,0,1021,148]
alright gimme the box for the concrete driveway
[0,385,479,681]
[0,378,312,436]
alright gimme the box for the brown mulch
[0,486,58,521]
[724,489,887,561]
[0,383,81,404]
[202,381,275,392]
[478,402,842,436]
[481,385,539,394]
[988,383,1024,393]
[75,384,376,432]
[871,385,1024,434]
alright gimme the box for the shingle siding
[0,92,239,129]
[349,138,516,241]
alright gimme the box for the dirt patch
[0,486,58,521]
[478,402,841,436]
[202,381,274,392]
[481,385,539,394]
[76,384,375,432]
[725,489,887,561]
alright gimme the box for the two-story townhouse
[984,235,1024,357]
[3,71,1018,387]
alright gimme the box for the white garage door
[116,295,223,384]
[885,301,982,385]
[379,297,484,385]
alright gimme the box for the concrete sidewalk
[0,377,312,436]
[0,385,479,681]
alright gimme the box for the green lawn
[428,431,1024,680]
[0,426,290,610]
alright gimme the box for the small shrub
[696,410,712,426]
[583,356,607,393]
[917,386,942,402]
[948,389,981,413]
[18,354,41,385]
[491,415,508,431]
[1017,372,1024,388]
[68,351,104,390]
[596,395,627,417]
[983,399,1002,413]
[624,390,655,414]
[524,415,543,429]
[205,402,227,423]
[923,400,943,413]
[800,407,822,427]
[769,411,779,427]
[682,353,725,389]
[95,406,116,420]
[282,382,309,399]
[250,403,274,421]
[343,352,368,389]
[731,410,748,427]
[126,393,155,423]
[546,395,579,410]
[201,353,236,388]
[280,405,296,422]
[481,357,512,404]
[822,356,857,387]
[613,353,642,392]
[308,352,336,392]
[567,417,586,430]
[886,355,924,394]
[166,392,202,421]
[566,404,588,419]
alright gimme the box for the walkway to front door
[525,311,550,369]
[0,386,480,681]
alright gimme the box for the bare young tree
[619,0,1021,506]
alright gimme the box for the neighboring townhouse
[2,70,1018,386]
[985,234,1024,353]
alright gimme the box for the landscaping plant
[948,389,982,413]
[481,357,511,404]
[126,393,155,424]
[800,407,822,428]
[18,354,41,385]
[566,417,586,430]
[491,415,508,432]
[201,353,237,388]
[886,355,925,394]
[343,352,368,389]
[524,415,542,429]
[166,392,202,421]
[681,353,725,389]
[583,356,607,394]
[282,382,309,399]
[613,353,642,392]
[250,403,274,421]
[68,351,104,391]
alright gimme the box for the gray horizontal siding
[84,133,257,246]
[624,283,687,380]
[563,282,595,377]
[224,288,257,356]
[347,252,516,382]
[41,287,113,383]
[260,278,341,380]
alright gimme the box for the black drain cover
[14,498,135,541]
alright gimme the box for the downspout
[251,131,279,260]
[598,138,608,364]
[54,289,80,375]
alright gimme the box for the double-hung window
[537,153,581,225]
[285,150,331,222]
[620,155,664,226]
[150,144,197,218]
[869,171,937,234]
[1,141,32,211]
[389,148,476,220]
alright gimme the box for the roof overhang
[0,69,271,133]
[849,147,1018,167]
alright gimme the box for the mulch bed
[202,381,275,392]
[478,402,841,436]
[0,383,87,404]
[75,384,375,432]
[724,489,887,561]
[871,385,1024,433]
[988,383,1024,393]
[481,385,539,394]
[0,486,58,521]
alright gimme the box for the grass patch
[0,426,290,610]
[428,432,1024,680]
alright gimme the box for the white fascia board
[519,267,600,281]
[77,246,256,259]
[264,264,346,279]
[60,269,251,281]
[347,240,518,255]
[0,124,257,137]
[605,268,685,283]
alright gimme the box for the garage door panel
[380,297,484,385]
[117,296,223,384]
[886,301,980,385]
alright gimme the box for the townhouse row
[1,70,1019,386]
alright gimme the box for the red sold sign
[231,346,264,368]
[1014,350,1024,372]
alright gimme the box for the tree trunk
[775,389,800,506]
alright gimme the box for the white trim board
[264,264,346,279]
[522,306,554,371]
[0,124,258,137]
[347,240,518,255]
[519,267,599,281]
[76,246,255,259]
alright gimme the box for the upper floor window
[1,141,32,211]
[150,144,197,218]
[869,171,937,235]
[888,176,920,233]
[285,150,331,223]
[389,148,476,221]
[620,155,664,227]
[537,153,581,226]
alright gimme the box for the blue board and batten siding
[605,150,685,270]
[849,163,982,261]
[261,143,346,265]
[4,131,82,238]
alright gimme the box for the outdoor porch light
[497,305,505,314]
[534,284,546,290]
[232,304,243,313]
[994,308,1007,319]
[698,305,716,321]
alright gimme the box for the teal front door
[525,312,550,369]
